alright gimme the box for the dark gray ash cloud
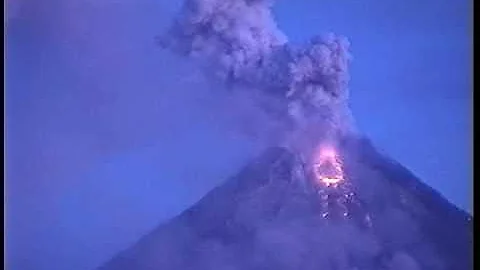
[160,0,356,158]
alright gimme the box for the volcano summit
[99,0,472,269]
[99,137,472,270]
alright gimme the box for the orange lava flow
[312,145,345,187]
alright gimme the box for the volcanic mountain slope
[98,136,472,270]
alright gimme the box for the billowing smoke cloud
[160,0,355,160]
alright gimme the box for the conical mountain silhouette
[98,135,472,270]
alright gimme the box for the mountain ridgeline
[98,135,472,270]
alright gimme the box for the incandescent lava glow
[312,145,345,187]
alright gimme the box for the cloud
[159,0,356,158]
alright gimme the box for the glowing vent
[313,145,344,187]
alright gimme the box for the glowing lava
[312,145,345,187]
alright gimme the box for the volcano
[98,1,472,268]
[98,135,472,270]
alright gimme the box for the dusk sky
[5,0,472,270]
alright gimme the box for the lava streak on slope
[310,143,372,227]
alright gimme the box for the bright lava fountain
[312,145,345,187]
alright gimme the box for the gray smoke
[160,0,356,159]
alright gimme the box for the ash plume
[159,0,355,159]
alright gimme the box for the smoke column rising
[5,0,470,269]
[160,0,356,159]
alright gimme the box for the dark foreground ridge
[98,136,472,270]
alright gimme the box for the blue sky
[5,1,472,270]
